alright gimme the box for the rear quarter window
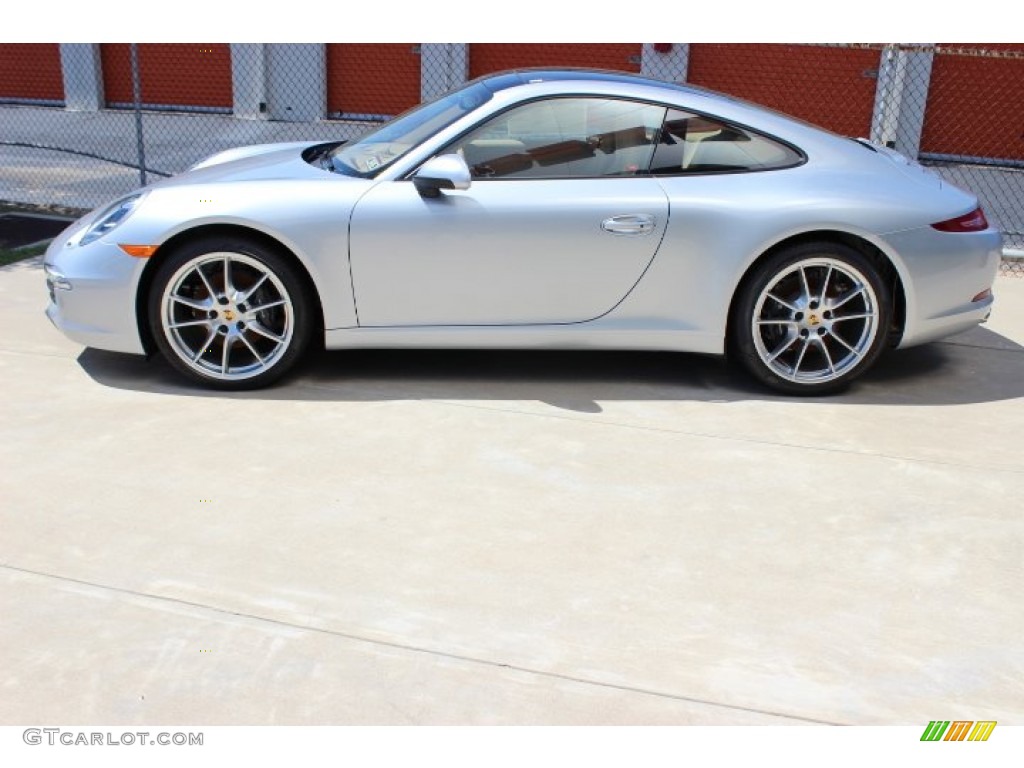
[651,109,803,174]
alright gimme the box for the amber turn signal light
[118,244,158,258]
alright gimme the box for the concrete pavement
[1,257,1022,724]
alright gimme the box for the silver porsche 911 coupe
[43,69,1001,394]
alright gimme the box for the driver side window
[448,98,665,180]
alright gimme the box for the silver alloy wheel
[159,252,294,381]
[751,257,880,385]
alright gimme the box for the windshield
[328,82,493,177]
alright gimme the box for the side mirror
[413,154,471,198]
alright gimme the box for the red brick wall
[0,43,63,101]
[921,44,1024,159]
[100,44,231,108]
[688,44,879,137]
[326,44,421,116]
[469,44,642,78]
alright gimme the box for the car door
[348,97,670,327]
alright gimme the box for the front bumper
[43,233,148,355]
[881,225,1002,348]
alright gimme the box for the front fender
[116,179,375,330]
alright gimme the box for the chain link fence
[1,42,1021,275]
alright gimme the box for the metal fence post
[130,43,147,187]
[421,44,469,103]
[870,44,934,159]
[640,44,689,82]
[59,44,104,111]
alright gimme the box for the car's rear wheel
[148,237,312,389]
[731,242,892,395]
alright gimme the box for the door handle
[601,214,655,235]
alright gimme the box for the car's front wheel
[148,237,313,389]
[731,242,892,395]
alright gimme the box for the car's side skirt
[324,325,723,355]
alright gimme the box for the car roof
[472,67,799,126]
[474,67,712,98]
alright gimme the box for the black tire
[730,241,892,396]
[148,236,314,390]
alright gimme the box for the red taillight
[931,207,989,233]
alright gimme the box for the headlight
[78,193,144,246]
